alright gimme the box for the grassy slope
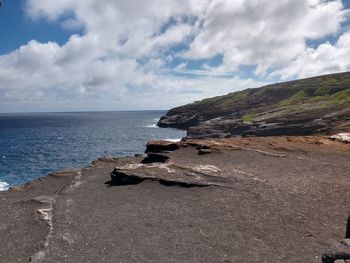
[169,72,350,123]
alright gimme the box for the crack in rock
[246,148,287,158]
[30,196,56,263]
[62,171,83,194]
[29,170,82,262]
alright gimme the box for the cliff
[158,72,350,138]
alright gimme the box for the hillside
[158,72,350,138]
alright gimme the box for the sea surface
[0,111,185,190]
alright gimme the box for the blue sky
[0,0,73,54]
[0,0,350,113]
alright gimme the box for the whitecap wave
[144,118,160,128]
[162,138,182,142]
[0,181,9,191]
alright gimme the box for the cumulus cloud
[0,0,349,112]
[272,30,350,79]
[185,0,349,74]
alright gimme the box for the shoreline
[0,137,184,193]
[2,133,347,193]
[0,111,186,191]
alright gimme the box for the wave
[162,138,182,142]
[145,118,161,128]
[0,181,9,191]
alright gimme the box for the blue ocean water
[0,111,185,190]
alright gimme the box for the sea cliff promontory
[158,72,350,138]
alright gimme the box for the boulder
[145,140,180,153]
[322,215,350,263]
[330,133,350,143]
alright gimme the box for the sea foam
[162,138,182,142]
[0,181,9,191]
[146,124,158,128]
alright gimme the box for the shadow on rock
[105,169,145,186]
[141,153,169,164]
[158,179,207,188]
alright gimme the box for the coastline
[0,111,186,189]
[1,135,349,262]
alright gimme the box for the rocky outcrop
[330,133,350,143]
[145,140,180,153]
[322,215,350,263]
[158,72,350,138]
[322,240,350,263]
[110,162,224,188]
[157,112,200,129]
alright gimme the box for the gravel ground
[0,136,349,263]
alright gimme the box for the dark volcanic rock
[322,215,350,263]
[141,153,170,164]
[322,241,350,263]
[145,140,180,153]
[157,112,199,129]
[158,72,350,138]
[111,167,145,185]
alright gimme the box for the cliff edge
[1,137,349,262]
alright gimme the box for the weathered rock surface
[158,72,350,138]
[322,240,350,263]
[322,215,350,263]
[330,133,350,143]
[111,162,223,187]
[1,136,350,262]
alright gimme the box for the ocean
[0,111,185,190]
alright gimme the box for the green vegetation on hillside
[278,91,306,106]
[176,72,350,119]
[279,88,350,109]
[160,72,350,136]
[241,114,256,123]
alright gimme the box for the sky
[0,0,350,113]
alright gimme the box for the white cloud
[0,34,265,112]
[185,0,349,74]
[272,30,350,79]
[0,0,349,112]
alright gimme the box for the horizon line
[0,109,168,115]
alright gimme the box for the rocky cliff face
[158,72,350,138]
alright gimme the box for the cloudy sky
[0,0,350,113]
